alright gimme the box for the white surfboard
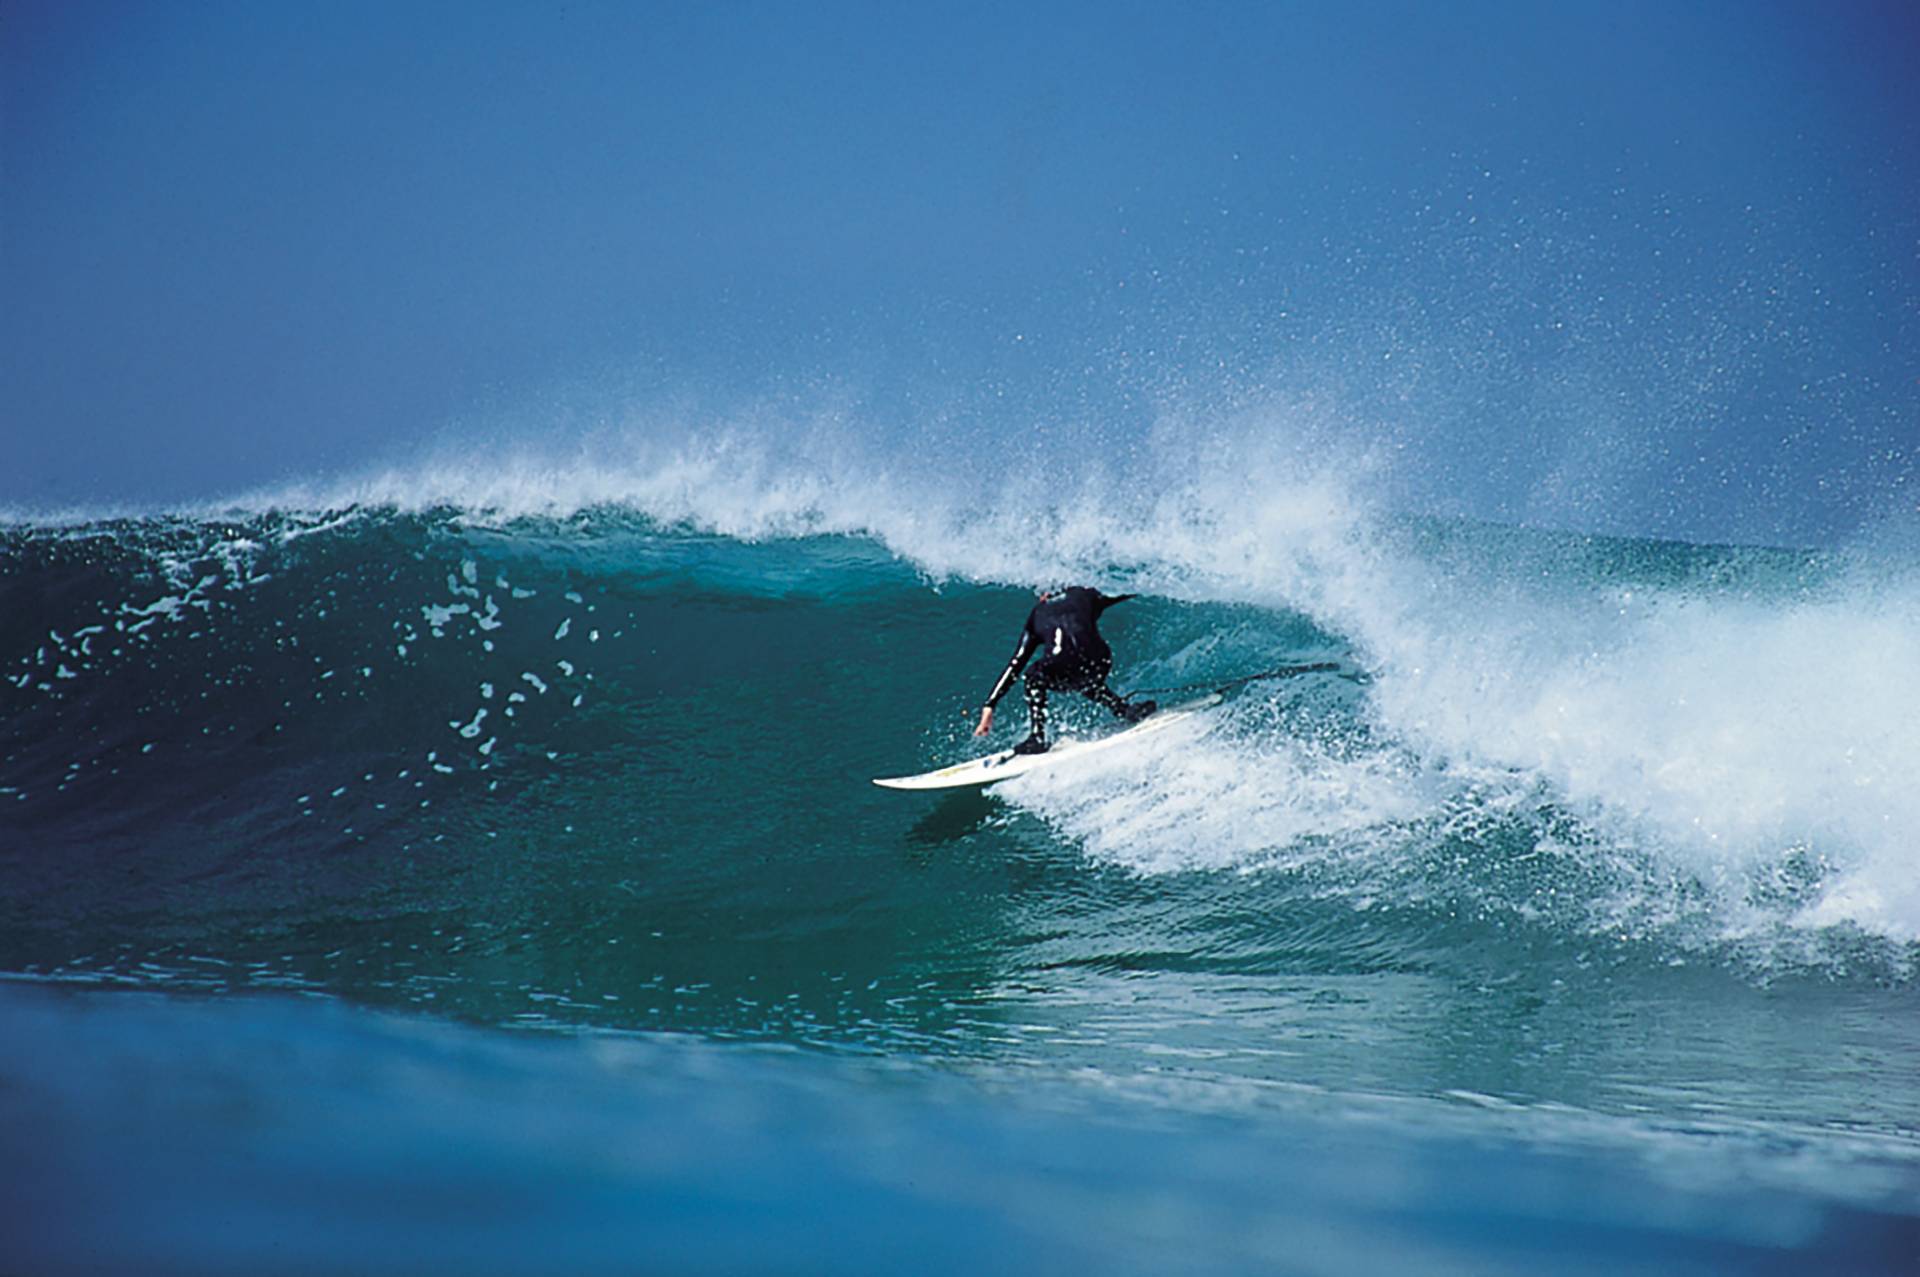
[872,694,1222,791]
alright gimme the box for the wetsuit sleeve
[1093,592,1136,616]
[985,627,1038,709]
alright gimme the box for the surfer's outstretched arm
[975,628,1037,736]
[1094,591,1136,615]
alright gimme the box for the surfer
[973,587,1157,754]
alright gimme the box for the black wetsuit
[984,587,1151,750]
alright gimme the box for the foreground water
[3,500,1917,1272]
[6,980,1916,1277]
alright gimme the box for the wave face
[4,463,1919,1153]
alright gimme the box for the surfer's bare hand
[974,706,993,736]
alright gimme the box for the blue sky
[3,0,1916,543]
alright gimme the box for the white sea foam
[1009,449,1920,948]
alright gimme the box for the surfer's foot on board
[1012,736,1050,755]
[1119,699,1158,723]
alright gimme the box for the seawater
[3,463,1917,1273]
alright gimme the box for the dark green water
[3,508,1917,1272]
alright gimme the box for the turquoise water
[3,502,1918,1272]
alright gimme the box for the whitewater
[4,424,1918,1273]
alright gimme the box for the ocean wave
[4,431,1917,973]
